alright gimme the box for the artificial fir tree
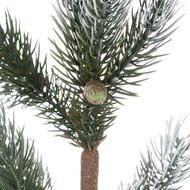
[1,0,189,189]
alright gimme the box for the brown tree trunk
[81,148,99,190]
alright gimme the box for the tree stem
[81,148,99,190]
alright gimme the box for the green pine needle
[0,103,54,190]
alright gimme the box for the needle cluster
[0,104,53,190]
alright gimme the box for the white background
[0,0,190,189]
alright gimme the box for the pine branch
[0,12,71,133]
[0,103,53,190]
[0,12,117,150]
[51,0,180,104]
[106,0,181,101]
[0,0,181,150]
[50,0,132,102]
[122,118,190,190]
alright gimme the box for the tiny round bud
[83,79,107,105]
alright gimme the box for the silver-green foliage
[120,119,190,190]
[0,104,53,190]
[51,0,180,102]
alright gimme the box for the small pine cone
[83,79,107,105]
